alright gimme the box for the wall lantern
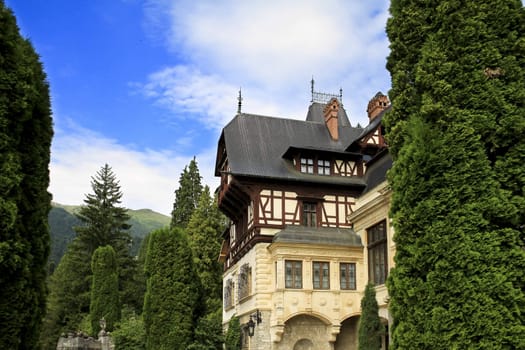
[247,309,262,337]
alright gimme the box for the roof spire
[237,88,243,115]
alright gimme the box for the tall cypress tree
[143,227,201,349]
[385,1,525,348]
[0,1,53,348]
[171,157,203,228]
[358,283,383,350]
[90,245,120,335]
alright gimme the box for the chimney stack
[367,92,390,120]
[323,98,340,141]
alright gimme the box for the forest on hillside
[48,205,170,269]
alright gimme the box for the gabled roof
[347,104,391,151]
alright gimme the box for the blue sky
[7,0,391,215]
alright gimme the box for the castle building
[214,86,393,350]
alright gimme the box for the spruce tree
[358,283,383,350]
[171,157,203,228]
[385,1,525,348]
[90,245,120,335]
[0,1,53,348]
[75,164,132,253]
[143,227,201,349]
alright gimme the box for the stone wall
[56,331,114,350]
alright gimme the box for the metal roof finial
[311,76,315,102]
[237,88,243,115]
[339,87,343,106]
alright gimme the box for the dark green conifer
[171,157,203,228]
[90,246,120,335]
[358,283,383,350]
[0,1,53,348]
[186,187,226,349]
[386,2,525,347]
[143,227,201,349]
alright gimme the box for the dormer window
[318,159,330,175]
[299,156,331,175]
[300,158,314,174]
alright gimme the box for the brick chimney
[367,92,390,120]
[323,98,339,141]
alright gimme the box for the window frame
[318,159,331,175]
[285,260,303,289]
[300,157,314,174]
[302,201,318,227]
[367,220,388,285]
[340,262,356,290]
[313,261,330,290]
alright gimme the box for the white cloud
[50,118,218,216]
[141,0,391,127]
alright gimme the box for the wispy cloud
[141,0,391,126]
[50,118,218,215]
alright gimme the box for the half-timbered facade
[215,89,393,350]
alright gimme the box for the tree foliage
[112,308,146,350]
[385,1,525,348]
[358,283,383,350]
[186,186,226,349]
[186,186,226,312]
[143,227,201,349]
[40,241,92,349]
[0,1,53,348]
[42,165,139,345]
[171,157,203,228]
[74,164,131,254]
[90,245,120,335]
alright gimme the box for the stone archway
[293,338,314,350]
[334,315,359,350]
[275,315,331,350]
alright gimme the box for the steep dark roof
[363,151,392,193]
[305,102,351,126]
[272,225,363,247]
[219,110,363,184]
[216,102,391,188]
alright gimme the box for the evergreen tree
[186,186,226,349]
[40,240,92,349]
[224,316,241,350]
[0,1,53,348]
[74,164,131,253]
[143,227,201,349]
[74,164,140,311]
[358,283,383,350]
[385,1,525,348]
[90,246,120,335]
[171,157,203,228]
[186,186,226,312]
[112,308,146,350]
[42,165,139,345]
